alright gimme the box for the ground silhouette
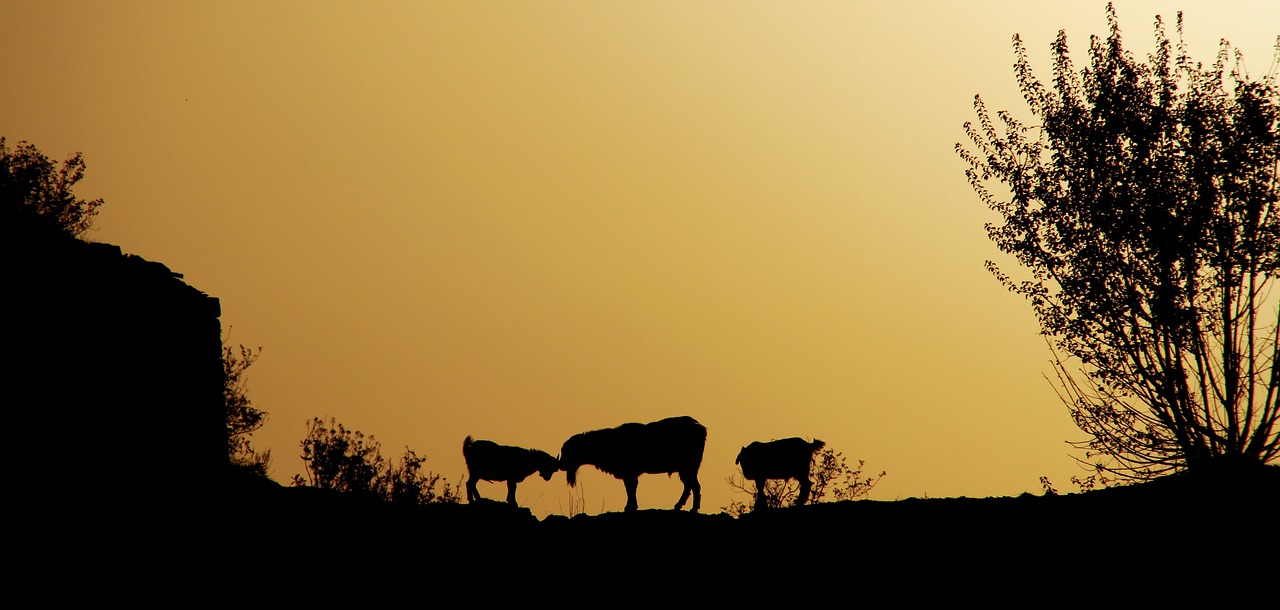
[9,222,1273,601]
[204,461,1277,595]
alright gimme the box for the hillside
[9,226,1273,599]
[192,463,1278,594]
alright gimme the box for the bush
[1,137,103,237]
[225,342,271,477]
[292,417,460,505]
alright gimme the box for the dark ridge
[10,225,1275,600]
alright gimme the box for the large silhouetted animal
[558,415,707,512]
[462,436,559,506]
[735,437,826,511]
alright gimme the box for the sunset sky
[6,1,1277,518]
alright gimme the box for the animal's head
[735,447,746,465]
[558,433,586,487]
[537,451,559,481]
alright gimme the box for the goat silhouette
[462,436,558,507]
[558,416,707,512]
[735,437,825,511]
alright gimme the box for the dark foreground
[278,467,1276,586]
[28,464,1276,600]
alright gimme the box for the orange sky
[5,1,1277,518]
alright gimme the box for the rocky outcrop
[8,224,224,521]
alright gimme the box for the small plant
[297,417,385,497]
[1070,473,1122,493]
[561,485,586,518]
[387,447,462,505]
[224,341,271,477]
[293,416,459,505]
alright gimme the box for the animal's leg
[506,480,519,505]
[689,476,701,512]
[675,471,701,511]
[798,477,812,505]
[753,479,766,512]
[623,476,639,512]
[466,476,481,503]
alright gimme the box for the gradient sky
[5,1,1277,518]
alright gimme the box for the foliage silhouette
[293,416,460,505]
[724,447,885,516]
[386,446,462,506]
[224,341,271,477]
[957,3,1280,480]
[1,137,103,237]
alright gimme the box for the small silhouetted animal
[558,415,707,512]
[462,436,559,506]
[735,437,826,511]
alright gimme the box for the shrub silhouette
[1,137,103,237]
[224,341,271,478]
[293,416,460,505]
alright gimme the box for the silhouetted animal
[735,437,826,511]
[558,416,707,512]
[462,436,559,506]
